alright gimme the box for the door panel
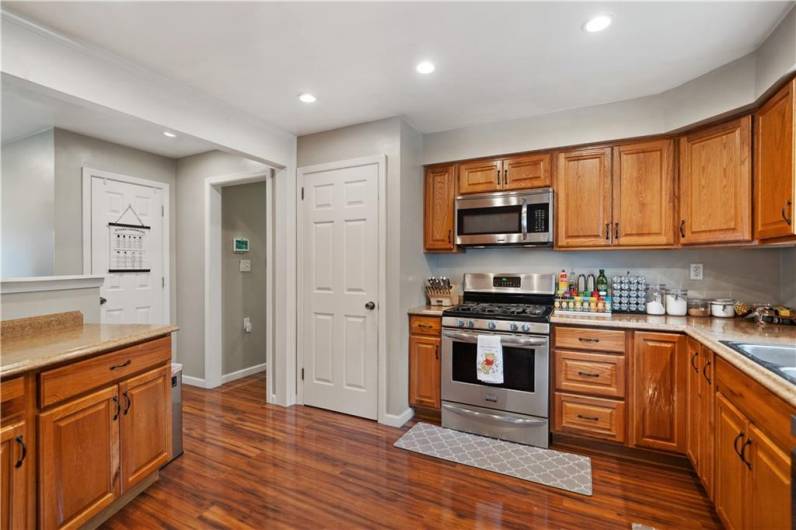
[612,140,674,246]
[119,366,170,493]
[747,424,791,530]
[755,79,796,240]
[698,347,715,499]
[679,116,752,244]
[457,159,502,195]
[90,175,164,324]
[39,386,119,530]
[630,332,686,452]
[714,392,747,530]
[555,147,612,248]
[685,339,701,468]
[409,335,440,409]
[301,161,379,419]
[0,422,26,530]
[503,154,551,190]
[424,165,456,251]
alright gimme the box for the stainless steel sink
[722,341,796,384]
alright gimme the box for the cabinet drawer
[555,350,626,398]
[555,326,626,353]
[40,335,171,408]
[554,392,626,443]
[410,316,441,336]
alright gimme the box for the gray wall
[221,181,267,375]
[782,247,796,308]
[1,129,54,277]
[297,117,431,418]
[175,150,271,379]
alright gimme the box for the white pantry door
[301,162,379,420]
[91,176,164,324]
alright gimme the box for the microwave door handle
[521,199,528,240]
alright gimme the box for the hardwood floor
[102,374,721,529]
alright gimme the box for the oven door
[441,329,549,418]
[455,189,552,246]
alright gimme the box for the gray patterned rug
[394,423,592,496]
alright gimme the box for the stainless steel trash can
[169,362,183,461]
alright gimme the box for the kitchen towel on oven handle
[476,334,504,384]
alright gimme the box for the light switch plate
[240,259,251,272]
[689,263,703,280]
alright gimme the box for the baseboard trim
[221,363,267,384]
[381,407,414,428]
[181,375,208,388]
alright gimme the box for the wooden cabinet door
[119,366,170,493]
[685,339,701,469]
[746,424,791,530]
[555,147,613,248]
[714,392,748,530]
[503,153,551,190]
[457,159,502,195]
[39,385,119,530]
[755,79,796,240]
[698,347,715,499]
[612,139,675,246]
[630,332,686,453]
[0,422,27,530]
[409,335,440,409]
[424,165,456,251]
[679,116,752,244]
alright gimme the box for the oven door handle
[443,403,547,426]
[442,330,548,347]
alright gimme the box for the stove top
[443,302,552,322]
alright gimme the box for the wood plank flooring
[102,374,721,529]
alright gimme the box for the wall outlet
[239,259,251,272]
[690,263,703,281]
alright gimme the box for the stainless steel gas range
[441,272,555,448]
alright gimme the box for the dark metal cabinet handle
[783,201,793,225]
[112,396,120,421]
[577,371,600,378]
[741,438,752,469]
[577,414,600,421]
[702,359,712,384]
[679,220,686,238]
[435,345,439,361]
[733,431,745,458]
[447,229,452,244]
[110,359,131,371]
[614,222,620,240]
[123,391,132,415]
[578,337,600,343]
[14,436,26,468]
[605,223,610,240]
[690,351,699,372]
[418,323,433,329]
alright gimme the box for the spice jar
[665,289,688,316]
[646,285,667,315]
[687,298,710,317]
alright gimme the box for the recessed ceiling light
[163,131,177,138]
[583,15,612,33]
[416,61,435,74]
[298,93,317,103]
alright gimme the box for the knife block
[425,284,459,307]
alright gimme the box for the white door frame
[81,167,171,325]
[203,168,275,390]
[296,155,387,424]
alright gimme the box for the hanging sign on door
[107,204,151,273]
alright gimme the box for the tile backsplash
[429,247,791,306]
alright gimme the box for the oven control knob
[488,321,497,330]
[521,323,531,332]
[467,320,475,329]
[457,319,465,328]
[510,323,519,331]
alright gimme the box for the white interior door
[301,162,379,420]
[91,176,164,324]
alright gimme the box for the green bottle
[596,269,608,298]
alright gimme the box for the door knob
[365,301,376,310]
[100,296,107,305]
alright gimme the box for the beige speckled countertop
[1,323,178,378]
[552,312,796,407]
[408,305,452,317]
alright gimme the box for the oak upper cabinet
[679,116,752,244]
[424,165,456,251]
[39,386,120,530]
[503,153,552,191]
[457,159,502,195]
[755,79,796,240]
[0,422,27,530]
[630,332,686,453]
[408,316,441,410]
[555,147,613,248]
[612,139,675,246]
[119,366,170,493]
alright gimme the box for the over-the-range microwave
[455,188,553,247]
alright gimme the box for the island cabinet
[424,164,457,252]
[679,115,753,245]
[408,315,441,410]
[685,339,714,499]
[457,153,552,195]
[713,357,793,530]
[755,78,796,241]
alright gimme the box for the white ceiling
[4,2,792,136]
[1,75,215,158]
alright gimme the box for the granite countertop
[408,305,452,317]
[1,323,178,378]
[551,312,796,407]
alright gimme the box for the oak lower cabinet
[424,165,457,251]
[0,421,27,530]
[685,340,714,498]
[755,78,796,240]
[630,332,686,453]
[408,315,441,410]
[679,116,752,244]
